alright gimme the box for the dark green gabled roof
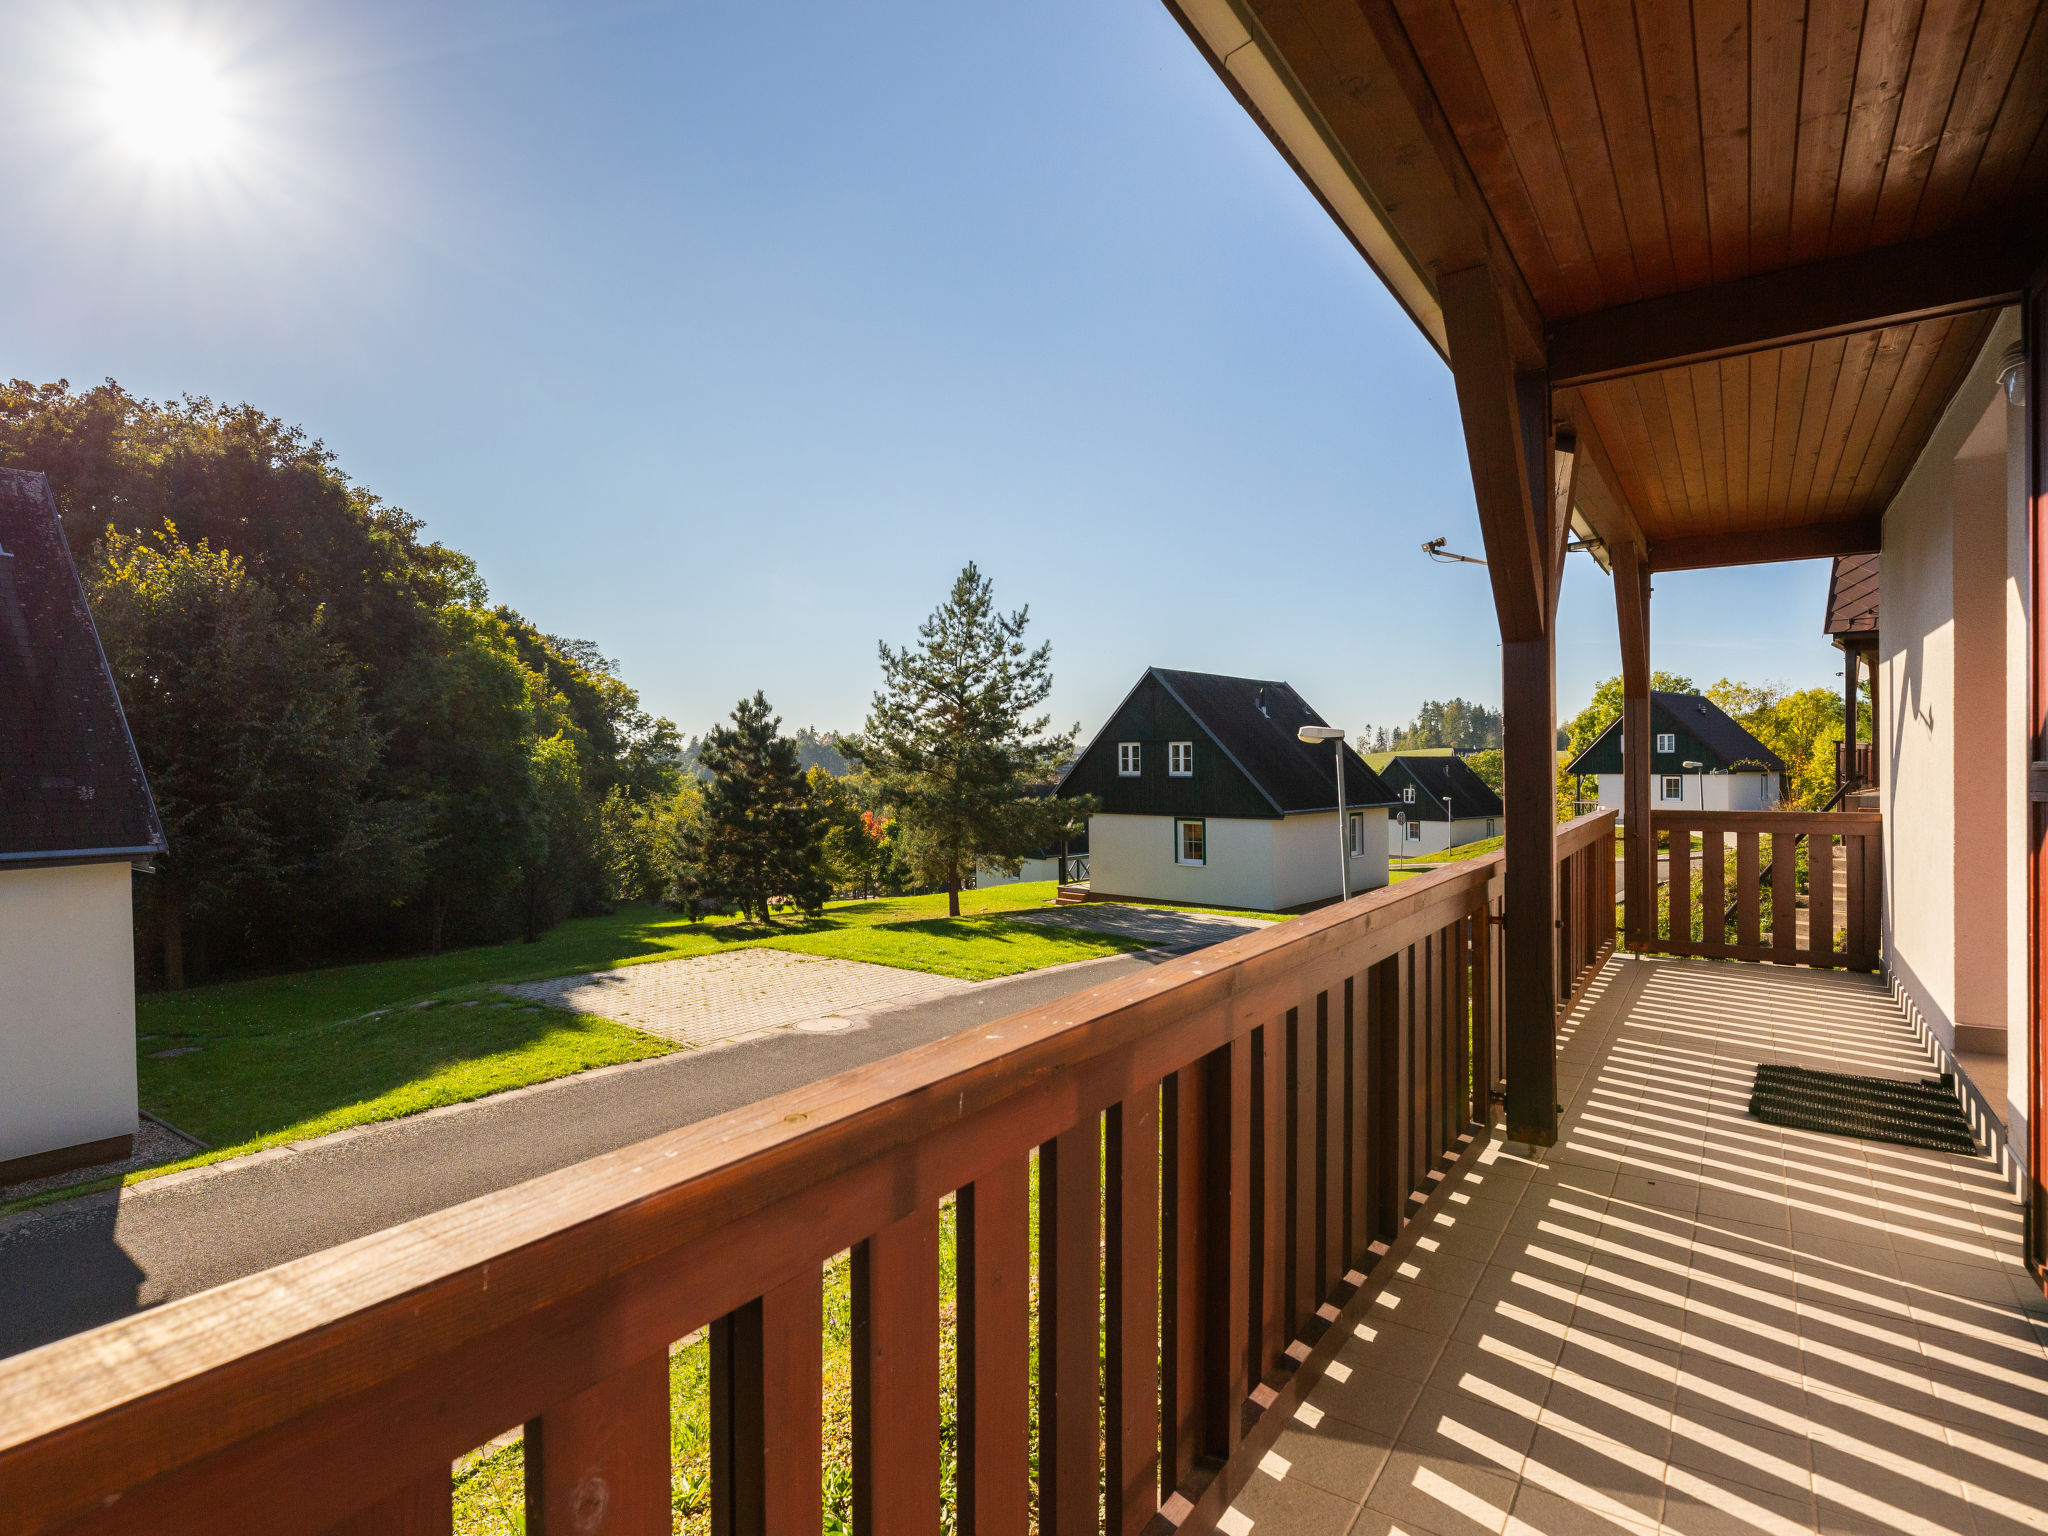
[1566,692,1785,777]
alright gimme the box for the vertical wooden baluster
[1039,1122,1101,1536]
[957,1164,1029,1536]
[1410,939,1432,1200]
[712,1269,823,1536]
[1771,833,1797,962]
[1451,916,1471,1137]
[1396,945,1418,1224]
[1557,855,1576,1001]
[323,1473,452,1535]
[1444,921,1463,1146]
[854,1207,941,1536]
[1106,1093,1160,1536]
[1345,976,1367,1268]
[1254,1022,1286,1385]
[525,1356,672,1536]
[1736,831,1761,950]
[1321,986,1345,1299]
[1160,1066,1206,1499]
[1811,828,1837,965]
[1701,828,1726,955]
[1201,1037,1250,1457]
[1468,906,1491,1126]
[1671,822,1693,948]
[1866,828,1883,966]
[1844,831,1868,969]
[1289,1003,1319,1335]
[1369,955,1401,1245]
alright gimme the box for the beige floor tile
[1224,1454,1363,1536]
[1362,1447,1518,1536]
[1262,1415,1397,1505]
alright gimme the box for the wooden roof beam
[1548,221,2037,388]
[1648,519,1881,573]
[1162,0,1545,369]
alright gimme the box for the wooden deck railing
[0,813,1615,1536]
[1640,809,1882,971]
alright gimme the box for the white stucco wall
[2006,360,2030,1145]
[1088,810,1388,911]
[1879,309,2021,1096]
[1387,816,1500,856]
[975,857,1061,889]
[0,861,139,1167]
[1592,771,1776,814]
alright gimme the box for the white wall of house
[1591,771,1777,815]
[0,861,139,1171]
[975,856,1062,889]
[1878,308,2025,1135]
[1087,810,1388,911]
[1387,816,1499,856]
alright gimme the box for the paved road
[0,916,1259,1359]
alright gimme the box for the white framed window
[1118,742,1141,777]
[1168,741,1194,777]
[1661,775,1683,801]
[1402,785,1416,803]
[1656,732,1676,754]
[1347,810,1367,857]
[1406,819,1423,842]
[1175,819,1206,866]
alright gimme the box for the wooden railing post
[525,1357,672,1536]
[1105,1094,1161,1536]
[711,1270,822,1536]
[1038,1123,1101,1536]
[1201,1037,1250,1459]
[957,1165,1029,1536]
[853,1208,941,1536]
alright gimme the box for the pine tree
[844,563,1088,918]
[668,693,829,923]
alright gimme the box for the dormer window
[1168,741,1193,777]
[1402,786,1416,803]
[1118,742,1141,777]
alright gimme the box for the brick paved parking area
[502,948,969,1049]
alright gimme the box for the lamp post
[1299,725,1350,900]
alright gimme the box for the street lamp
[1298,725,1351,900]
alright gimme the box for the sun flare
[98,40,236,164]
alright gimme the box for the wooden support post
[525,1357,672,1536]
[1443,263,1560,1148]
[1843,646,1860,788]
[1613,542,1653,949]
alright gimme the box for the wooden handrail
[0,813,1616,1536]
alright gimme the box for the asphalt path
[0,919,1258,1359]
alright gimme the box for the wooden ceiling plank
[1954,7,2048,221]
[1514,0,1645,306]
[1786,334,1851,519]
[1790,0,1870,266]
[1449,0,1608,312]
[1558,390,1649,555]
[1636,1,1715,293]
[1719,353,1753,528]
[1871,0,1988,248]
[1694,0,1757,283]
[1749,0,1808,272]
[1545,218,2032,385]
[1647,518,1883,570]
[1585,376,1673,535]
[1746,348,1783,525]
[1909,0,2036,234]
[1574,0,1678,298]
[1802,330,1883,518]
[1687,359,1732,532]
[1766,339,1818,517]
[1830,0,1927,257]
[1662,365,1712,519]
[1841,317,1955,510]
[1861,308,2000,499]
[1823,323,1918,516]
[1634,372,1693,531]
[1385,0,1575,318]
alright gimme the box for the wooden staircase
[1055,884,1090,905]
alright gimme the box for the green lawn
[6,886,1145,1215]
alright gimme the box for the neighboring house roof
[1362,746,1457,772]
[1376,753,1505,822]
[1824,554,1879,642]
[1059,667,1397,817]
[0,469,166,865]
[1565,692,1787,777]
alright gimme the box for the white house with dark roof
[0,469,166,1185]
[1566,691,1786,815]
[1365,751,1504,855]
[1056,668,1397,912]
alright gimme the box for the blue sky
[0,0,1844,743]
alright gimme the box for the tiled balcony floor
[1229,955,2048,1536]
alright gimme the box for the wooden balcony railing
[1640,809,1882,971]
[0,813,1615,1536]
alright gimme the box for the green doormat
[1748,1064,1980,1155]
